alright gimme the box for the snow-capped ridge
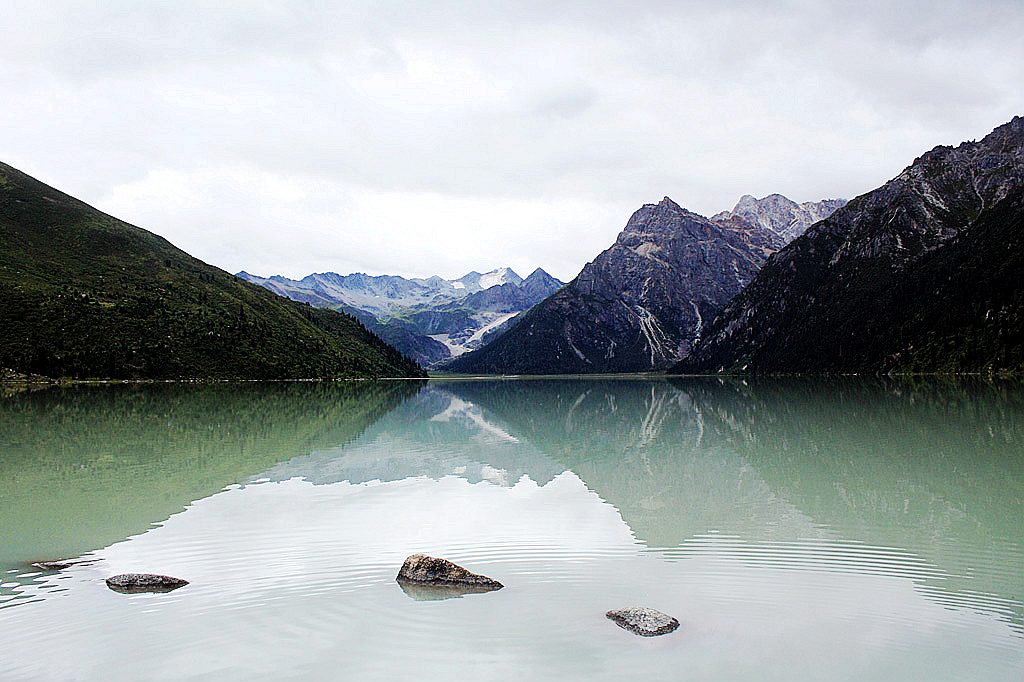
[236,265,563,368]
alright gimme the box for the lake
[1,378,1022,681]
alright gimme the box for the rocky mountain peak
[617,196,706,244]
[479,267,523,288]
[713,193,847,245]
[524,267,557,284]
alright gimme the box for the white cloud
[99,165,622,279]
[2,0,1022,281]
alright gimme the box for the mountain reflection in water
[0,378,1021,681]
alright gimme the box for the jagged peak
[637,196,686,212]
[993,114,1024,135]
[524,267,562,285]
[634,195,706,220]
[903,115,1024,177]
[723,193,847,217]
[732,193,798,210]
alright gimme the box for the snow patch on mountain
[479,267,523,289]
[469,311,520,344]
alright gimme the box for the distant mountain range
[0,162,424,380]
[446,194,845,373]
[675,116,1024,375]
[238,267,564,366]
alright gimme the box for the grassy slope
[0,162,424,379]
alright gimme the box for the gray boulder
[105,573,189,594]
[396,554,503,590]
[606,607,680,636]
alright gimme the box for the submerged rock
[396,554,503,590]
[31,560,77,571]
[105,573,189,594]
[606,607,680,637]
[30,557,98,571]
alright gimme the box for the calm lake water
[1,378,1022,681]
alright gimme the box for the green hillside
[0,162,424,379]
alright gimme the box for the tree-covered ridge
[0,162,424,379]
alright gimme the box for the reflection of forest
[442,377,1024,628]
[0,381,421,564]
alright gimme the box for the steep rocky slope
[675,116,1024,374]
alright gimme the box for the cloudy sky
[2,1,1022,281]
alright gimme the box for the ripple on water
[1,382,1022,682]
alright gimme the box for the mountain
[445,193,844,374]
[713,194,848,244]
[675,116,1024,375]
[239,266,563,367]
[238,266,532,317]
[454,267,523,291]
[0,162,424,380]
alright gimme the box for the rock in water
[606,607,680,637]
[31,560,76,571]
[30,557,98,571]
[396,554,503,590]
[105,573,189,594]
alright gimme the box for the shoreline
[2,371,1020,388]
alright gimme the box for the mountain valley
[239,266,564,367]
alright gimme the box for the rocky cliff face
[446,194,842,374]
[676,116,1024,374]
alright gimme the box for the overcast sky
[2,1,1022,281]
